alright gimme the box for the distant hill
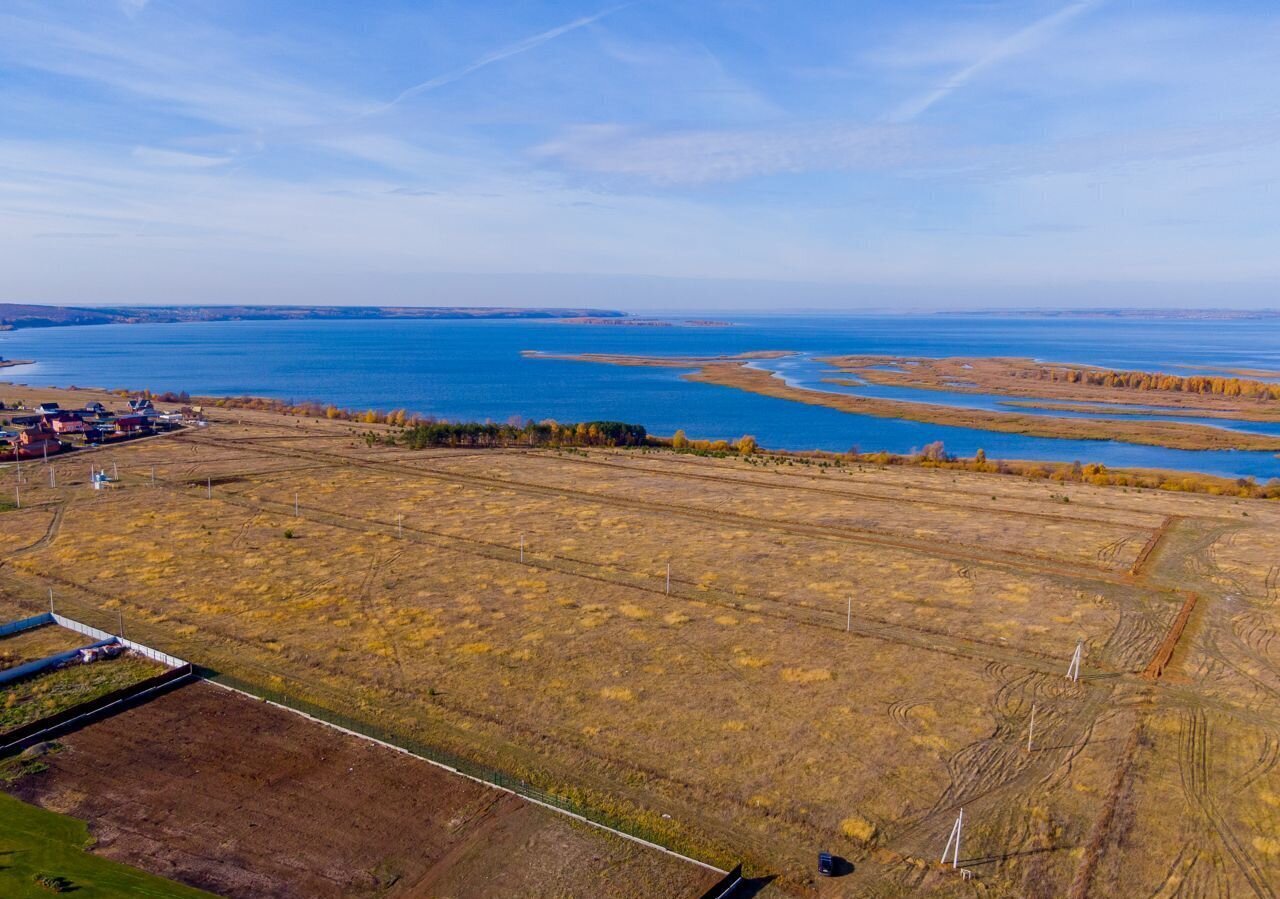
[0,304,626,330]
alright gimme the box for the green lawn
[1,656,163,732]
[0,792,214,898]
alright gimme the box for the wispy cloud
[891,0,1102,122]
[119,0,149,18]
[534,122,918,185]
[131,146,232,168]
[372,3,631,114]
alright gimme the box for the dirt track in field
[6,682,719,899]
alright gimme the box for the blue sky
[1,0,1278,310]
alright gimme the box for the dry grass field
[1,384,1279,896]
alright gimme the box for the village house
[17,424,63,458]
[49,412,88,435]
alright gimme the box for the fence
[202,668,725,876]
[699,865,747,899]
[0,637,117,687]
[0,612,54,639]
[5,607,729,881]
[52,612,188,667]
[0,665,194,756]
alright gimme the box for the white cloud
[131,146,231,168]
[534,122,918,185]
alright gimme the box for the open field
[0,384,1278,895]
[3,682,719,898]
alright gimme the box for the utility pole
[941,808,964,869]
[1066,641,1083,683]
[397,514,403,538]
[294,491,299,517]
[48,588,54,613]
[519,533,524,562]
[665,562,671,595]
[113,461,118,481]
[847,597,852,632]
[151,465,156,485]
[14,483,19,509]
[1027,704,1037,753]
[207,476,211,499]
[117,610,124,638]
[49,466,55,487]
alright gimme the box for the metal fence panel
[0,612,55,638]
[51,613,188,667]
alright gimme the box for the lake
[2,313,1278,480]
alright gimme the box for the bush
[33,873,74,893]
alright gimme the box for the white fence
[51,612,188,668]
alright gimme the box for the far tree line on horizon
[1024,366,1280,400]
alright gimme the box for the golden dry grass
[0,387,1277,897]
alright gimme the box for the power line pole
[1066,641,1083,683]
[206,476,211,499]
[1027,704,1037,753]
[847,597,852,632]
[294,491,299,517]
[941,808,963,869]
[665,562,671,595]
[519,533,524,562]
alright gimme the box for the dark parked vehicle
[818,852,835,877]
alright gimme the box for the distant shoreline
[0,303,627,332]
[938,308,1280,320]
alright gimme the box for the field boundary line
[1142,593,1198,680]
[1130,515,1181,576]
[201,677,730,879]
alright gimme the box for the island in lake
[0,303,626,331]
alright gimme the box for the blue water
[1,314,1278,479]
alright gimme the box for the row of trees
[389,419,648,449]
[671,430,757,456]
[1018,366,1280,401]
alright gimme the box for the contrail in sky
[891,0,1102,122]
[371,3,632,115]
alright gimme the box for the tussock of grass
[840,815,878,843]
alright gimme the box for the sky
[1,0,1278,311]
